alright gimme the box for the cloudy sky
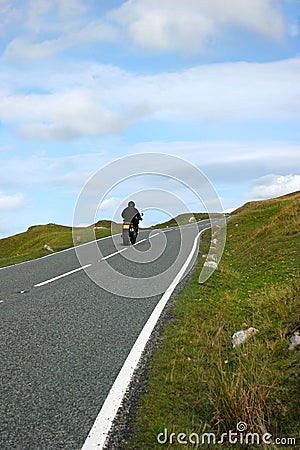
[0,0,299,237]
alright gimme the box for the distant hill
[0,221,114,268]
[233,190,300,215]
[150,212,209,229]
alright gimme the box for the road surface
[0,221,211,449]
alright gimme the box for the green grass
[0,221,113,268]
[150,213,209,229]
[125,191,300,449]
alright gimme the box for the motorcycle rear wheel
[122,231,130,245]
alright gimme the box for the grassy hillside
[0,213,209,268]
[151,212,209,229]
[126,191,300,449]
[0,221,113,268]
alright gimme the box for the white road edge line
[81,226,210,450]
[34,264,92,287]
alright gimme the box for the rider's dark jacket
[121,206,142,225]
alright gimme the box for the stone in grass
[204,261,218,269]
[288,331,300,350]
[232,327,259,348]
[43,244,54,252]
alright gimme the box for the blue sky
[0,0,299,237]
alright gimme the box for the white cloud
[4,21,118,60]
[110,0,286,53]
[120,58,300,122]
[131,140,300,186]
[1,0,288,60]
[0,88,143,140]
[0,0,85,38]
[2,0,118,60]
[247,174,300,199]
[1,141,298,196]
[0,191,24,211]
[3,22,117,60]
[98,197,120,211]
[25,0,88,30]
[0,152,115,193]
[47,0,88,18]
[132,139,300,165]
[0,57,299,140]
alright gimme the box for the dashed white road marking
[149,232,160,238]
[33,232,162,287]
[100,233,158,259]
[33,225,203,289]
[100,248,127,261]
[34,264,92,287]
[134,238,147,245]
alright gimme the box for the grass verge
[125,192,300,449]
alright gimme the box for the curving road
[0,220,211,449]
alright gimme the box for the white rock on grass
[288,331,300,350]
[232,327,259,348]
[204,261,218,269]
[208,254,218,262]
[43,244,54,252]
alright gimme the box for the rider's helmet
[128,201,135,207]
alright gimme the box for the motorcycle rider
[121,201,143,234]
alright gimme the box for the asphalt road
[0,220,211,449]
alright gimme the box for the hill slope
[0,221,113,268]
[125,191,300,449]
[151,212,209,229]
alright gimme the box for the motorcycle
[122,213,143,246]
